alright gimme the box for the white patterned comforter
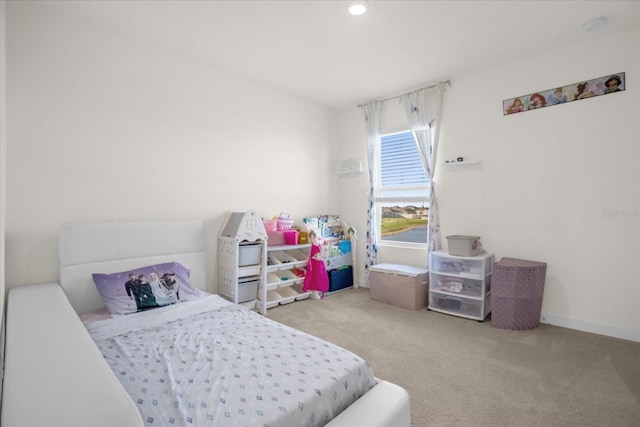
[86,295,376,427]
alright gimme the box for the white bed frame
[2,221,410,427]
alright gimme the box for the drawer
[429,253,492,278]
[238,276,259,303]
[429,291,489,319]
[429,272,489,297]
[238,243,262,267]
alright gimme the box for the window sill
[378,240,427,250]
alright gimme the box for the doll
[302,230,329,299]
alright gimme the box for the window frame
[375,130,430,248]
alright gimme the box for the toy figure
[302,230,329,299]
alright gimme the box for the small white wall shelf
[339,158,364,177]
[443,160,480,166]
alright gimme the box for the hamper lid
[496,257,547,268]
[369,263,428,277]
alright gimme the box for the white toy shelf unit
[218,211,357,315]
[218,211,268,312]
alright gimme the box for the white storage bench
[369,263,429,310]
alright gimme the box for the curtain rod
[357,80,450,108]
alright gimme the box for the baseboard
[540,313,640,343]
[354,283,638,342]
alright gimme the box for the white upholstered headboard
[59,220,206,314]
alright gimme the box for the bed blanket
[86,295,376,427]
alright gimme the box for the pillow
[92,262,205,316]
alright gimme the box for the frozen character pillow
[92,261,205,316]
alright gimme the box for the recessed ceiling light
[349,2,367,16]
[583,16,608,32]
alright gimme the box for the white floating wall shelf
[443,160,481,166]
[339,158,364,177]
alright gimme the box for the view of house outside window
[380,203,428,243]
[377,130,430,245]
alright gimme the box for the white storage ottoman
[369,263,429,310]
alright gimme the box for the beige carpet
[267,288,640,427]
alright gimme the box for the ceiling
[44,0,639,109]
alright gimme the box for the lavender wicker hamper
[492,257,547,330]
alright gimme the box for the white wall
[338,26,640,342]
[6,2,639,342]
[5,2,339,293]
[1,0,8,383]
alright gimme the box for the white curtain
[362,101,383,283]
[400,82,446,253]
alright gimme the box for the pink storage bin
[284,230,299,245]
[267,231,285,246]
[277,219,294,231]
[263,219,277,232]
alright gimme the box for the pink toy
[302,230,329,298]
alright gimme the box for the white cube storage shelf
[260,244,313,312]
[428,250,494,321]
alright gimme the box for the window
[376,131,430,245]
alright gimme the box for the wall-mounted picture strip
[503,72,625,115]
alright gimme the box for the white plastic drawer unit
[429,291,491,319]
[428,250,493,321]
[238,242,262,267]
[429,252,492,278]
[429,272,491,297]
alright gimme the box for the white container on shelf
[267,273,282,287]
[285,248,309,262]
[277,269,300,284]
[266,290,282,308]
[278,287,299,304]
[238,243,262,266]
[446,235,481,256]
[292,283,312,300]
[238,276,259,303]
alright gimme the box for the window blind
[380,131,429,189]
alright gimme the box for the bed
[1,220,410,427]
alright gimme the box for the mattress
[85,294,376,427]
